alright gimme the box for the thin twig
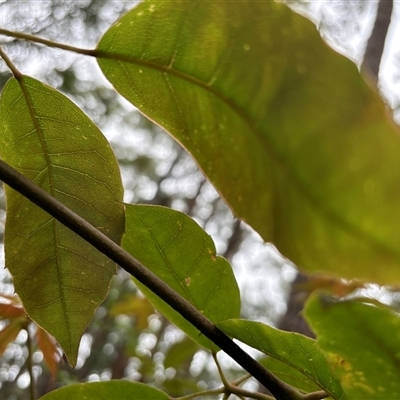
[229,386,274,400]
[0,28,95,56]
[25,323,36,400]
[213,351,231,388]
[231,373,251,387]
[213,352,275,400]
[302,390,329,400]
[173,386,225,400]
[0,45,22,78]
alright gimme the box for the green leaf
[0,76,124,366]
[162,377,199,397]
[218,319,344,399]
[97,0,400,284]
[305,294,400,399]
[164,336,198,369]
[260,357,322,394]
[122,204,240,349]
[39,381,169,400]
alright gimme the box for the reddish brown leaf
[298,275,365,298]
[0,302,26,319]
[37,327,61,378]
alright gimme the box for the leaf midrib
[17,77,71,349]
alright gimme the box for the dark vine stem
[0,161,302,400]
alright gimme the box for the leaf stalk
[0,28,95,56]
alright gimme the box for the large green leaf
[305,294,400,399]
[97,0,400,284]
[218,319,344,399]
[39,381,169,400]
[122,204,240,349]
[0,76,124,365]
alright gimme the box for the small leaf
[164,336,198,369]
[218,319,344,399]
[0,318,24,355]
[122,204,240,349]
[38,380,169,400]
[297,275,365,298]
[305,294,400,399]
[37,327,60,378]
[109,294,155,330]
[0,76,124,365]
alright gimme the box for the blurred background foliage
[0,1,399,399]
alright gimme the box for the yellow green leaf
[98,0,400,284]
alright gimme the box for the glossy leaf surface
[0,76,124,365]
[122,204,240,349]
[305,295,400,399]
[39,381,169,400]
[218,319,344,399]
[98,0,400,283]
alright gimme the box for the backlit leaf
[305,294,400,399]
[98,0,400,284]
[0,76,124,365]
[122,204,240,349]
[218,319,344,399]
